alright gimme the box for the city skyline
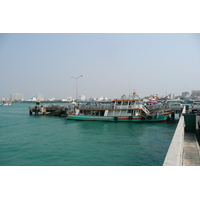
[1,33,200,100]
[1,88,199,101]
[4,89,200,102]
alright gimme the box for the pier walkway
[163,107,200,166]
[182,131,200,166]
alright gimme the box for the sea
[0,103,177,166]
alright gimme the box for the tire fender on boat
[114,117,118,121]
[147,116,152,120]
[128,116,132,120]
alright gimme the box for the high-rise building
[191,90,200,97]
[10,93,23,101]
[36,93,43,101]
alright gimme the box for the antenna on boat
[128,75,130,95]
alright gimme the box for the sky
[1,1,200,100]
[1,33,200,100]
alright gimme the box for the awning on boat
[147,101,158,104]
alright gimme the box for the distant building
[97,97,104,101]
[10,93,23,101]
[66,97,73,101]
[48,98,55,101]
[102,97,108,101]
[182,91,190,98]
[88,96,109,101]
[28,97,37,101]
[36,93,43,101]
[191,90,200,97]
[80,95,86,101]
[168,93,175,99]
[89,97,96,101]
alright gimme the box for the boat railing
[144,104,169,113]
[141,105,150,114]
[79,104,160,110]
[78,104,113,110]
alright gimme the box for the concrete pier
[182,131,200,166]
[163,107,200,166]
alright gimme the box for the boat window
[130,101,135,105]
[117,101,121,105]
[123,101,128,105]
[100,111,105,116]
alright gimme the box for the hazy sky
[0,33,200,100]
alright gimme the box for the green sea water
[0,104,177,166]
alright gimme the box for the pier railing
[163,106,186,166]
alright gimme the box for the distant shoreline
[11,101,74,104]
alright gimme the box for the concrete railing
[163,107,186,166]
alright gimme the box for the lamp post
[71,75,83,102]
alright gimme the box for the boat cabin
[75,99,148,117]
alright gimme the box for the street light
[71,75,83,102]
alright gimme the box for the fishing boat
[66,96,170,122]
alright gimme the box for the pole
[76,78,78,101]
[71,75,83,102]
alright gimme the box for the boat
[0,101,12,106]
[66,95,171,122]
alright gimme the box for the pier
[29,102,74,116]
[0,100,12,105]
[163,107,200,166]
